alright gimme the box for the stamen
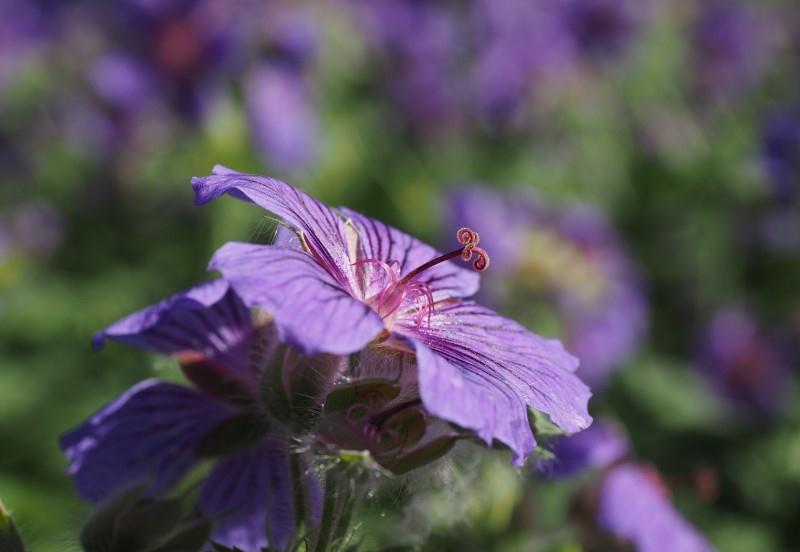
[456,227,490,271]
[397,226,490,286]
[352,227,490,324]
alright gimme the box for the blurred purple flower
[544,420,715,552]
[471,0,575,127]
[349,0,645,131]
[761,107,800,202]
[245,63,318,173]
[351,0,462,132]
[244,10,319,173]
[691,1,766,101]
[0,0,54,95]
[192,166,592,466]
[85,0,245,121]
[561,0,640,59]
[61,280,299,551]
[698,309,789,417]
[599,464,715,552]
[448,187,647,388]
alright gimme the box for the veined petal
[209,242,384,355]
[599,465,715,552]
[397,302,591,465]
[192,166,355,288]
[92,279,254,381]
[59,380,234,503]
[340,207,480,299]
[199,441,294,552]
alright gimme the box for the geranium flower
[60,279,300,551]
[192,165,592,465]
[543,421,715,552]
[698,309,790,417]
[690,1,767,102]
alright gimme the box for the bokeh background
[1,0,799,550]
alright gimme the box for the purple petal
[397,302,591,465]
[93,279,254,382]
[540,419,629,477]
[209,242,384,355]
[245,63,318,173]
[60,380,234,503]
[340,207,480,299]
[198,441,294,551]
[599,465,715,552]
[192,167,356,288]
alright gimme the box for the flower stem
[312,468,357,552]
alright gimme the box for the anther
[397,226,491,286]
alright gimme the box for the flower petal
[93,279,254,381]
[396,301,591,465]
[209,242,384,355]
[599,465,715,552]
[192,167,355,288]
[198,441,295,552]
[340,207,480,299]
[59,380,234,503]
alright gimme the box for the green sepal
[528,406,569,439]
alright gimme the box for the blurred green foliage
[1,1,800,550]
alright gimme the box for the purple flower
[598,464,715,552]
[244,8,319,173]
[698,309,789,417]
[192,165,592,465]
[245,62,318,174]
[470,0,575,127]
[84,0,245,121]
[545,420,715,552]
[691,1,766,101]
[561,0,640,59]
[351,0,463,132]
[448,186,647,388]
[61,279,298,551]
[761,107,800,202]
[0,0,55,96]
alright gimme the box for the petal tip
[91,332,107,351]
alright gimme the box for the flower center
[356,227,490,326]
